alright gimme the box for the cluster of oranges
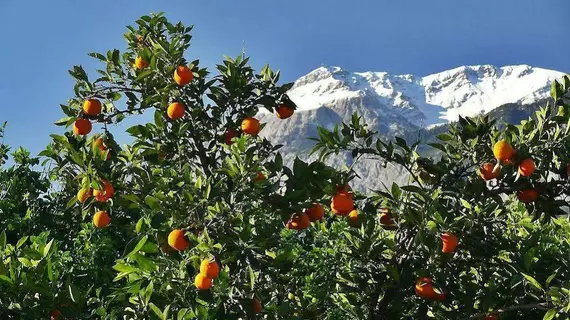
[286,203,325,230]
[77,180,115,228]
[194,258,220,290]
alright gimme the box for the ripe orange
[441,232,459,253]
[305,203,324,222]
[83,99,102,116]
[286,212,311,230]
[224,129,239,145]
[331,192,354,216]
[94,138,110,160]
[167,102,185,120]
[415,277,445,301]
[480,162,500,180]
[174,65,193,86]
[517,189,538,203]
[194,273,213,290]
[254,172,266,183]
[93,180,114,202]
[518,158,536,177]
[168,229,190,251]
[347,209,360,227]
[73,119,92,135]
[493,140,515,162]
[252,297,262,314]
[241,117,261,136]
[77,188,92,203]
[485,314,498,320]
[50,310,62,320]
[275,104,294,119]
[93,211,111,228]
[134,56,149,69]
[200,258,220,279]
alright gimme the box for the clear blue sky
[0,0,569,155]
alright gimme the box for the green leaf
[551,80,563,101]
[149,303,164,318]
[43,239,54,257]
[54,117,74,126]
[460,199,472,209]
[127,236,148,258]
[522,273,543,291]
[16,236,28,249]
[391,183,401,201]
[546,270,558,287]
[543,308,557,320]
[144,195,161,210]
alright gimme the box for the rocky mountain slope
[259,65,566,191]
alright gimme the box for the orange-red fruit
[93,211,111,228]
[73,119,92,135]
[241,117,261,136]
[134,56,149,69]
[174,65,193,85]
[379,208,397,230]
[77,188,92,203]
[254,172,266,183]
[305,203,325,222]
[286,212,311,230]
[94,138,111,160]
[415,277,445,301]
[517,189,538,203]
[275,104,294,119]
[93,180,114,202]
[252,297,262,314]
[347,209,360,227]
[83,99,102,116]
[566,164,570,177]
[200,259,220,279]
[224,129,239,145]
[480,162,500,180]
[518,158,536,177]
[493,140,515,162]
[168,229,190,251]
[441,232,459,253]
[331,192,354,216]
[50,310,62,320]
[167,102,185,120]
[485,314,498,320]
[194,273,213,290]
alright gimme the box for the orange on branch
[194,273,213,290]
[518,158,536,177]
[93,180,114,202]
[223,128,239,145]
[174,65,193,85]
[305,203,324,222]
[441,232,459,253]
[83,98,102,116]
[480,162,500,180]
[347,209,360,227]
[286,212,311,230]
[252,297,262,314]
[73,119,92,135]
[93,211,111,228]
[493,140,515,162]
[485,314,498,320]
[415,277,445,301]
[200,258,220,279]
[134,56,149,69]
[168,229,190,251]
[77,188,92,203]
[331,192,354,216]
[275,104,294,119]
[517,189,538,203]
[50,310,62,320]
[167,102,185,120]
[241,117,261,136]
[379,208,397,230]
[94,138,111,160]
[254,172,266,183]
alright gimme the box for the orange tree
[309,75,570,318]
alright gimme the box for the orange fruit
[200,258,220,279]
[480,162,500,180]
[518,158,536,177]
[379,208,397,230]
[566,164,570,177]
[517,189,538,203]
[347,209,360,227]
[254,172,266,183]
[224,129,239,145]
[174,65,193,86]
[50,310,62,320]
[194,273,213,290]
[241,117,261,136]
[252,297,262,314]
[441,232,459,253]
[94,138,110,160]
[331,192,354,216]
[93,180,114,202]
[167,102,185,120]
[493,140,515,162]
[415,277,445,301]
[73,119,92,135]
[93,211,111,228]
[485,314,498,320]
[168,229,190,251]
[83,98,102,116]
[134,56,149,69]
[305,203,324,222]
[286,212,311,230]
[77,188,92,203]
[275,104,294,119]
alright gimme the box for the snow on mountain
[287,64,565,127]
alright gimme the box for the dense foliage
[1,13,570,320]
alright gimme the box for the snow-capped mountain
[259,64,567,190]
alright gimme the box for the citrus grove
[0,13,570,320]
